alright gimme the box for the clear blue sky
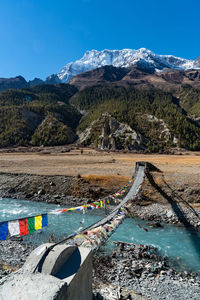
[0,0,199,80]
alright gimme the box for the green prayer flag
[28,217,36,234]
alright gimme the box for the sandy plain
[0,148,200,178]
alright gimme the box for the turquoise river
[0,197,200,274]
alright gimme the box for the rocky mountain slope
[72,84,200,151]
[0,76,28,92]
[57,48,200,83]
[78,113,147,150]
[0,84,80,147]
[0,76,45,93]
[0,75,62,93]
[1,65,200,152]
[70,65,200,92]
[70,65,128,90]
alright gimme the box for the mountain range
[0,48,200,93]
[0,48,200,152]
[56,48,200,83]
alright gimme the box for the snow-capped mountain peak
[57,48,199,83]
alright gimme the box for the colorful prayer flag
[28,217,36,234]
[35,215,42,230]
[8,220,20,237]
[0,222,8,240]
[19,219,29,236]
[42,214,48,227]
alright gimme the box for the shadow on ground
[145,170,200,263]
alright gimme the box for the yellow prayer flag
[35,215,42,230]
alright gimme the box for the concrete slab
[0,245,93,300]
[0,272,68,300]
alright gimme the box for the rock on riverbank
[93,242,200,300]
[0,238,200,300]
[0,172,119,206]
[130,203,200,230]
[0,239,36,280]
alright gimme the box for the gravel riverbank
[130,203,200,230]
[0,239,36,280]
[0,172,120,206]
[93,242,200,300]
[0,238,200,300]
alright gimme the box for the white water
[0,198,200,274]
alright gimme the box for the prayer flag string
[0,179,133,240]
[0,214,48,240]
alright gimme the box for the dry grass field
[0,148,200,206]
[0,148,200,178]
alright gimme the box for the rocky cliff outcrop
[78,113,147,150]
[145,115,178,145]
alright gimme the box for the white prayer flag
[8,220,20,236]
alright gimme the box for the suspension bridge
[0,161,151,300]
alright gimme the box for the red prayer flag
[19,218,29,236]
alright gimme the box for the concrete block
[0,244,93,300]
[0,272,68,300]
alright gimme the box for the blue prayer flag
[0,222,8,240]
[42,214,48,227]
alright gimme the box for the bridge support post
[0,244,93,300]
